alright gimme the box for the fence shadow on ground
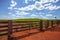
[11,31,43,40]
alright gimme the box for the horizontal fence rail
[0,21,40,36]
[0,22,8,36]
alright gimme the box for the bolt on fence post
[8,20,12,40]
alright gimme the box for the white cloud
[8,7,13,10]
[7,11,30,19]
[37,1,60,10]
[34,1,45,10]
[14,4,34,11]
[56,6,60,9]
[15,11,29,16]
[7,0,60,19]
[43,17,49,19]
[8,11,29,17]
[39,15,49,19]
[8,0,17,10]
[25,0,32,4]
[14,1,43,11]
[34,0,60,10]
[8,0,60,11]
[8,13,12,14]
[45,5,60,10]
[24,0,36,4]
[44,3,52,6]
[14,0,60,11]
[45,5,56,10]
[24,0,59,4]
[40,0,49,4]
[46,14,53,16]
[25,0,28,4]
[31,14,37,17]
[40,0,59,4]
[10,0,17,7]
[50,0,59,3]
[12,14,16,16]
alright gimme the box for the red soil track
[0,25,60,40]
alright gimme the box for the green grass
[12,18,58,26]
[13,18,40,21]
[0,18,59,24]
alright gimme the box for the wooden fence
[0,20,59,40]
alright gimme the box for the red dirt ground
[0,25,60,40]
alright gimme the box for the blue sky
[0,0,60,20]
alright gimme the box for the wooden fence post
[51,20,53,28]
[56,20,58,25]
[39,20,43,31]
[46,20,49,29]
[8,20,12,40]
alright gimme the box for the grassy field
[12,18,58,26]
[0,18,59,25]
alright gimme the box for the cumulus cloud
[14,4,34,11]
[35,0,60,10]
[24,0,32,4]
[8,11,30,19]
[24,0,59,4]
[45,4,60,10]
[14,0,60,11]
[56,6,60,9]
[25,0,36,4]
[15,11,29,16]
[9,11,29,17]
[25,0,28,4]
[14,1,44,11]
[44,3,52,6]
[34,1,45,10]
[8,0,60,11]
[46,14,53,16]
[39,14,48,19]
[8,7,13,10]
[12,14,16,16]
[10,0,17,7]
[40,0,59,4]
[31,14,37,17]
[8,13,12,14]
[8,0,17,10]
[7,0,60,19]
